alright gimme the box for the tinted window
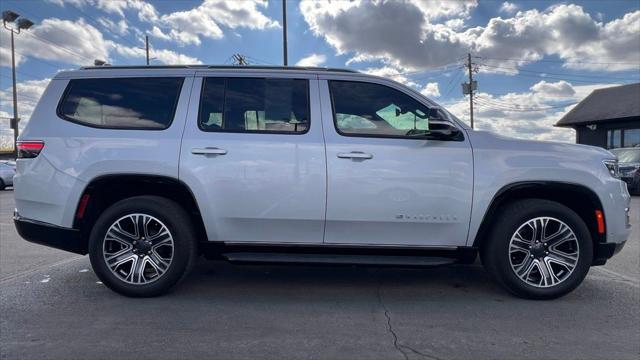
[59,77,184,129]
[611,148,640,163]
[330,81,441,138]
[607,129,622,149]
[199,78,309,134]
[623,129,640,148]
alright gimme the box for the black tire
[481,199,593,300]
[0,179,5,190]
[89,196,197,297]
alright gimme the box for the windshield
[611,148,640,163]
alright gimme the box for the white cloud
[420,82,441,98]
[444,81,620,142]
[530,80,575,97]
[93,0,159,22]
[296,53,326,67]
[0,15,201,68]
[499,2,518,15]
[47,0,160,22]
[363,66,419,88]
[300,1,640,72]
[149,26,171,41]
[47,0,280,47]
[0,79,51,150]
[97,17,129,36]
[113,45,202,65]
[0,18,111,67]
[155,0,279,46]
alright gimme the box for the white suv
[13,66,631,299]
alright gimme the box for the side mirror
[428,122,462,141]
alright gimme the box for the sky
[1,0,639,150]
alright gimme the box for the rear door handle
[337,151,373,160]
[191,147,228,155]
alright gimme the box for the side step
[222,252,458,267]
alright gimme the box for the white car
[13,66,631,298]
[0,160,15,190]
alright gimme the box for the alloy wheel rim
[103,213,174,285]
[508,217,579,288]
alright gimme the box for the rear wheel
[89,196,197,297]
[481,199,593,299]
[0,179,5,190]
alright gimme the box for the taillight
[17,141,44,158]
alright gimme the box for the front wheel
[89,196,197,297]
[481,199,593,300]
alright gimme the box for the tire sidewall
[486,200,593,299]
[89,196,195,297]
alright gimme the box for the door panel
[180,76,326,244]
[319,78,473,246]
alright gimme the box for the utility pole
[145,35,150,65]
[282,0,288,66]
[463,53,477,129]
[3,11,34,158]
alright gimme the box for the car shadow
[174,257,507,301]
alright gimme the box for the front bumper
[620,175,639,193]
[14,213,87,255]
[592,240,626,266]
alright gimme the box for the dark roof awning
[556,82,640,127]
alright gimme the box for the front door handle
[337,151,373,160]
[191,147,228,155]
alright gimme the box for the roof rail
[80,65,359,73]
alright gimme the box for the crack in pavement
[376,278,444,360]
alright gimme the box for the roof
[556,82,640,127]
[55,65,362,81]
[79,65,359,73]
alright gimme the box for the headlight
[603,159,620,178]
[620,165,640,177]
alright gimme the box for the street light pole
[10,29,18,157]
[282,0,288,66]
[2,10,33,158]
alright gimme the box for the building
[555,83,639,149]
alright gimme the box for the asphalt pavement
[1,189,638,360]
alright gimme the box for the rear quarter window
[58,77,184,130]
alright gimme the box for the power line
[442,68,465,98]
[477,63,640,81]
[473,98,577,112]
[7,4,123,65]
[475,94,575,108]
[244,55,276,66]
[21,31,95,64]
[11,50,63,71]
[391,60,465,77]
[476,66,627,84]
[474,55,640,66]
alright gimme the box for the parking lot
[0,189,638,360]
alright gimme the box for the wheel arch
[73,174,207,253]
[473,181,606,262]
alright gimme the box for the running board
[221,252,458,267]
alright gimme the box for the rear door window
[58,77,184,129]
[198,77,309,134]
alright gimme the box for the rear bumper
[592,240,626,266]
[14,213,87,255]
